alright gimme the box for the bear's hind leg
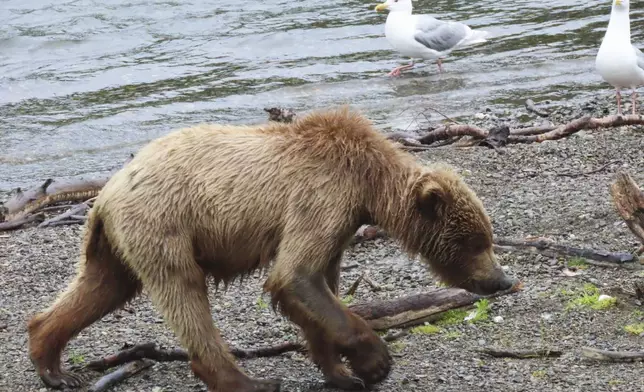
[28,249,141,389]
[140,259,280,392]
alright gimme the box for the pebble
[493,316,504,323]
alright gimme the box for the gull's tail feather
[460,28,490,47]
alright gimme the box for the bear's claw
[38,369,84,389]
[322,366,366,390]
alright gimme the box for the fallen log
[610,171,644,258]
[351,283,522,330]
[581,347,644,362]
[476,347,563,359]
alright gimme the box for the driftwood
[0,213,44,231]
[38,202,90,228]
[581,347,644,362]
[88,359,154,392]
[477,347,563,359]
[397,114,644,148]
[350,284,522,331]
[610,171,644,258]
[85,341,304,372]
[493,237,637,265]
[78,286,519,391]
[525,99,550,118]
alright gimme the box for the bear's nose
[497,274,517,291]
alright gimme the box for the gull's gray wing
[413,15,468,52]
[633,44,644,70]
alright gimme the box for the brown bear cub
[27,107,516,392]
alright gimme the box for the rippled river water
[1,0,642,189]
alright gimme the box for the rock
[493,316,504,323]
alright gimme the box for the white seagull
[374,0,489,77]
[595,0,644,115]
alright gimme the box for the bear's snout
[469,270,517,296]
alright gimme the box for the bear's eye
[460,233,491,254]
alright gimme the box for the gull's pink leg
[388,61,415,77]
[436,58,444,73]
[616,89,622,115]
[631,90,638,115]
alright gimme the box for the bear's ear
[415,177,450,219]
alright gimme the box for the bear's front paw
[341,330,392,386]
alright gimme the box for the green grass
[435,309,469,326]
[444,331,463,340]
[531,369,547,379]
[68,352,85,365]
[471,299,490,321]
[435,299,491,326]
[341,294,354,305]
[567,257,588,269]
[256,296,269,310]
[565,283,617,311]
[624,323,644,335]
[388,340,407,353]
[410,324,442,335]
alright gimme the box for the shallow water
[1,0,642,189]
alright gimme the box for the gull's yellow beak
[375,3,388,12]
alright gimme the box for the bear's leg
[302,256,366,390]
[140,260,280,392]
[28,252,141,389]
[267,244,391,389]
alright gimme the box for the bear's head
[406,165,517,296]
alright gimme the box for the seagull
[595,0,644,115]
[374,0,489,77]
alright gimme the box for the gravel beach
[1,97,643,392]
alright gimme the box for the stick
[477,347,563,358]
[493,236,636,264]
[38,203,89,228]
[86,331,409,374]
[88,359,154,392]
[556,160,622,178]
[413,114,644,146]
[363,274,382,292]
[352,226,637,266]
[525,99,550,118]
[344,273,364,297]
[0,213,44,232]
[581,347,644,362]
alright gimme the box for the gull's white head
[613,0,629,10]
[375,0,413,13]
